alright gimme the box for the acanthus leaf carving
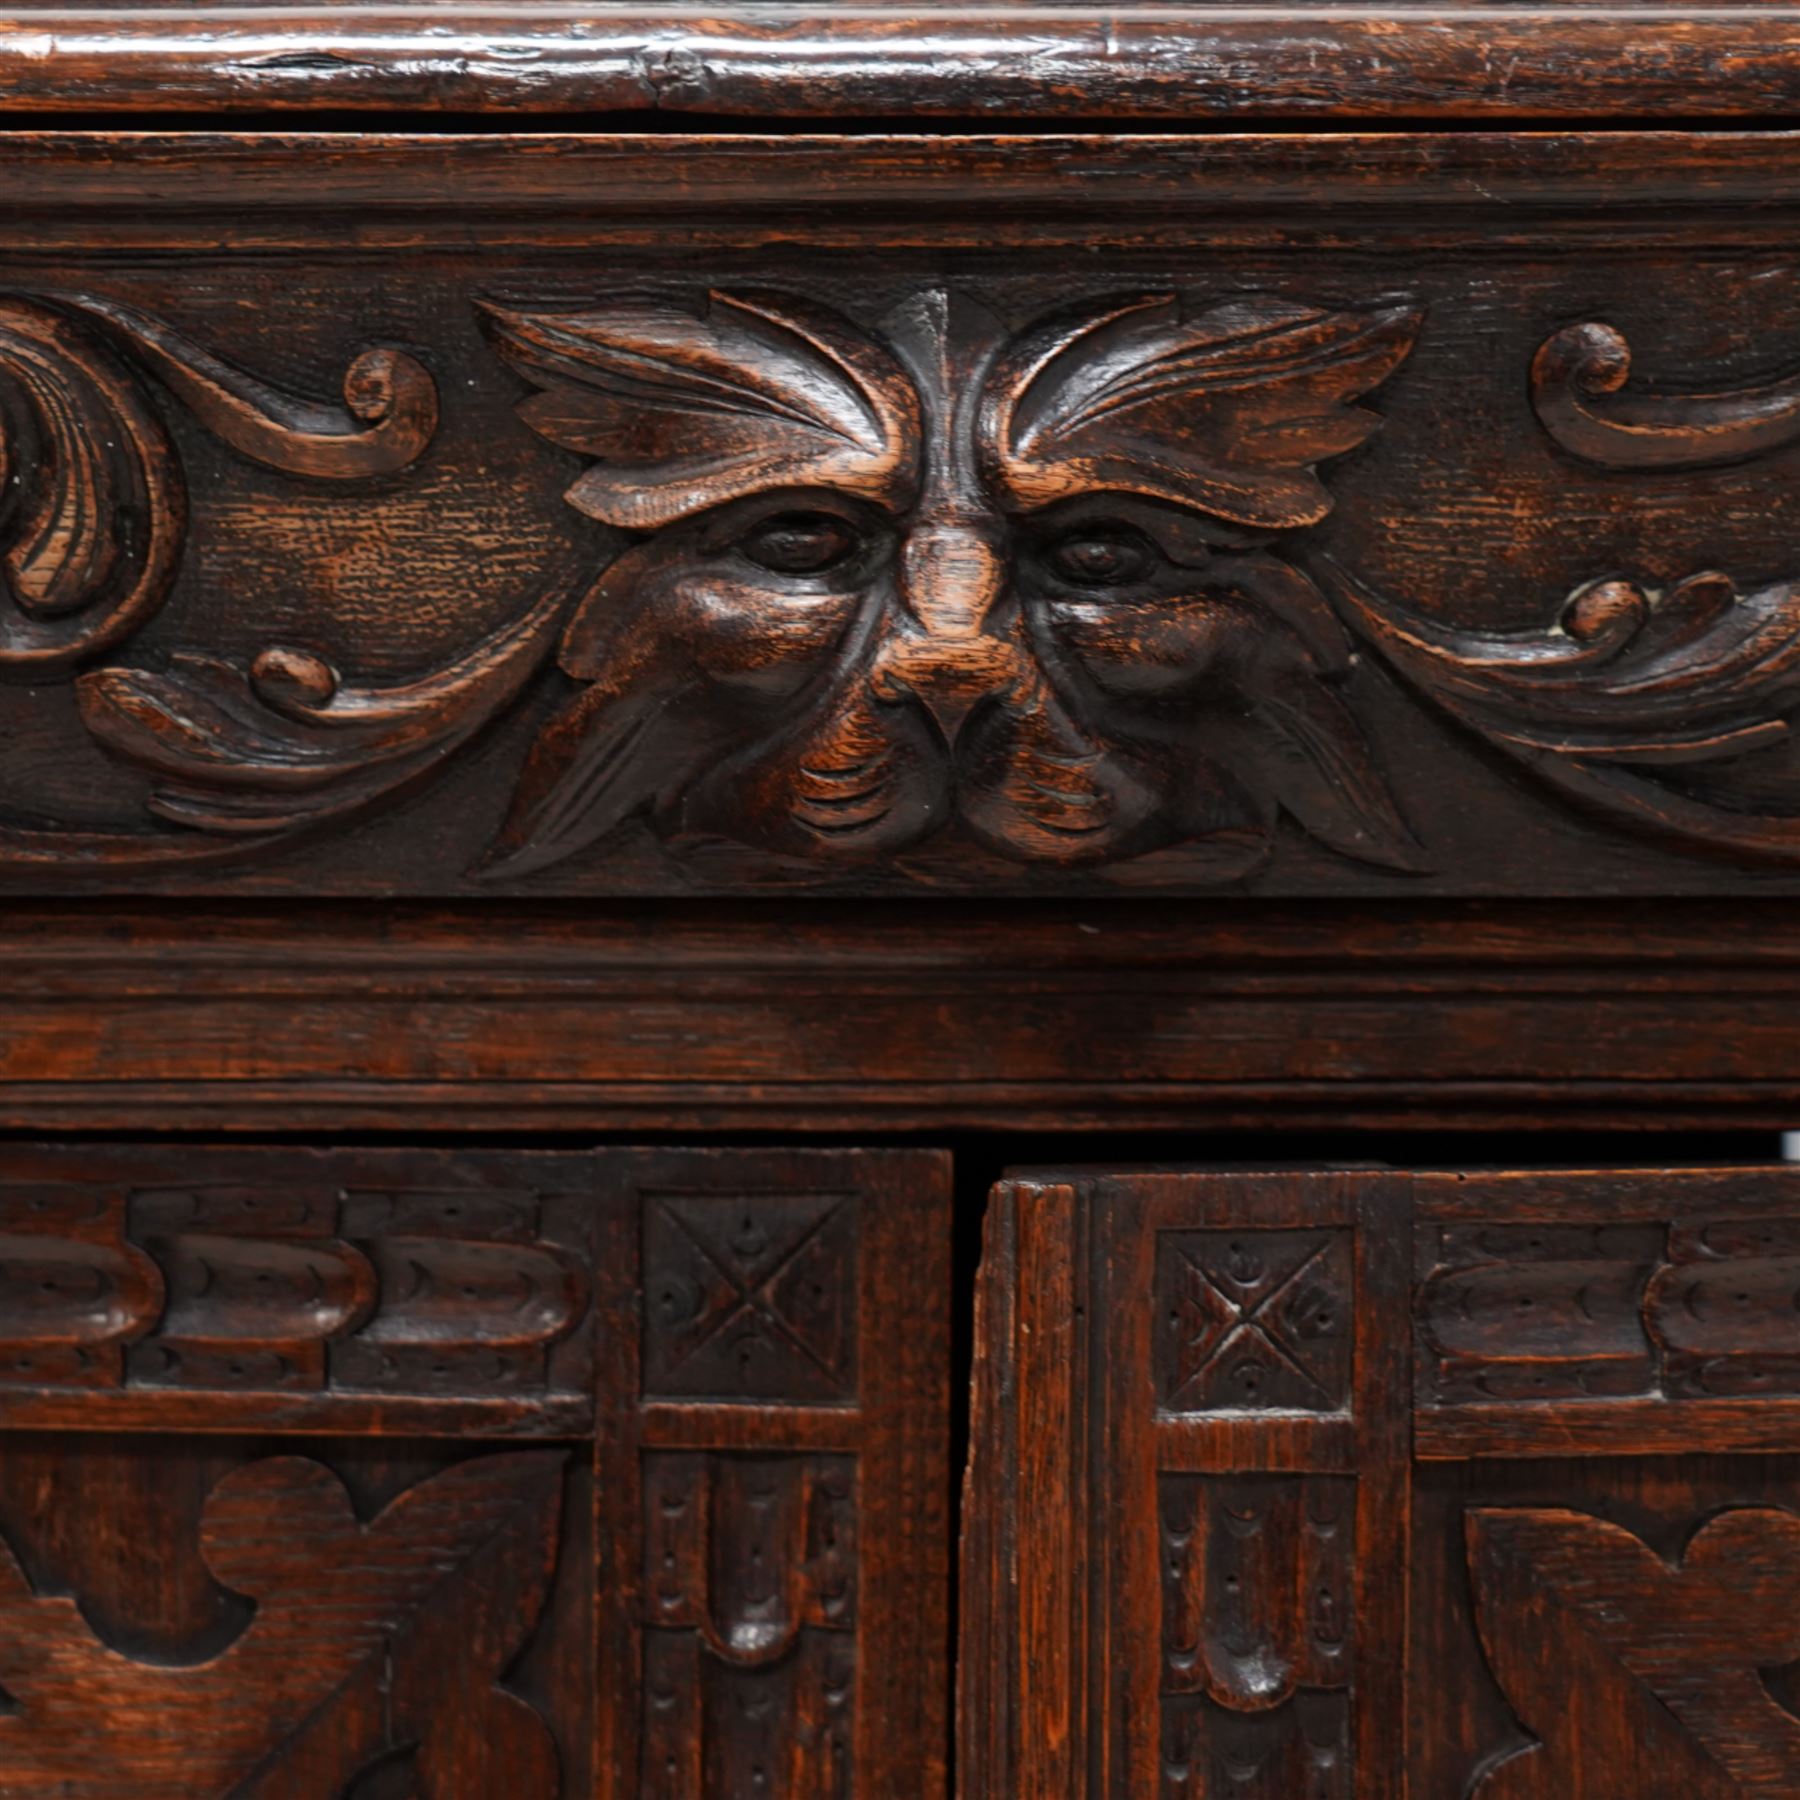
[75,586,566,838]
[479,289,919,529]
[1327,560,1800,863]
[0,1451,567,1799]
[482,285,1428,882]
[985,291,1423,529]
[70,294,440,481]
[1532,319,1800,472]
[0,294,185,671]
[1466,1506,1800,1800]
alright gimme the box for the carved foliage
[642,1189,858,1404]
[1157,1227,1354,1413]
[1329,560,1800,864]
[1467,1506,1800,1799]
[1532,320,1800,472]
[1159,1475,1354,1799]
[0,296,185,670]
[0,292,568,868]
[641,1452,857,1796]
[0,1451,566,1798]
[1417,1215,1800,1406]
[481,286,1425,881]
[0,1182,592,1400]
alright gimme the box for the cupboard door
[960,1163,1800,1798]
[0,1143,952,1798]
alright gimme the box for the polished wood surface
[3,6,1800,121]
[0,1144,953,1796]
[962,1163,1800,1796]
[5,16,1800,1791]
[9,134,1800,895]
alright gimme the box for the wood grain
[1,8,1799,121]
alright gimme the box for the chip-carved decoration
[641,1451,858,1794]
[1467,1505,1800,1799]
[479,285,1427,882]
[0,1451,566,1798]
[1157,1227,1353,1413]
[1159,1474,1355,1798]
[1329,559,1800,865]
[1417,1214,1800,1406]
[641,1188,858,1403]
[0,1182,593,1400]
[1532,319,1800,472]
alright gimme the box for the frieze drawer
[9,132,1800,900]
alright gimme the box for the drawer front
[7,133,1800,901]
[0,1144,952,1797]
[964,1163,1800,1796]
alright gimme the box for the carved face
[480,286,1424,880]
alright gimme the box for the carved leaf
[0,296,185,669]
[1467,1506,1800,1800]
[1532,321,1800,471]
[0,1451,566,1798]
[72,296,440,480]
[1328,562,1800,861]
[984,293,1422,528]
[481,289,920,529]
[77,588,564,837]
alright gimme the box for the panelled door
[0,1143,952,1798]
[960,1164,1800,1798]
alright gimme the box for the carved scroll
[1328,561,1800,863]
[1467,1506,1800,1800]
[0,1452,566,1798]
[1533,321,1800,471]
[76,588,564,837]
[0,296,185,670]
[73,295,439,480]
[482,285,1426,882]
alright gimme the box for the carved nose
[876,517,1021,741]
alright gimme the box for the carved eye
[1046,525,1159,590]
[738,512,861,576]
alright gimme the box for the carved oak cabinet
[7,4,1800,1796]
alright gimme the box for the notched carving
[1533,319,1800,472]
[1160,1474,1354,1799]
[0,1452,566,1798]
[1331,562,1800,864]
[1158,1227,1353,1414]
[0,1181,593,1403]
[1467,1505,1800,1799]
[642,1189,858,1404]
[480,285,1426,883]
[640,1451,856,1793]
[1419,1214,1800,1407]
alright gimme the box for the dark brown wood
[8,898,1800,1132]
[964,1162,1800,1797]
[0,1144,953,1797]
[8,135,1800,896]
[3,7,1800,123]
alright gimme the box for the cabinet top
[0,3,1797,122]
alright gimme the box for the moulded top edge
[1,5,1799,121]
